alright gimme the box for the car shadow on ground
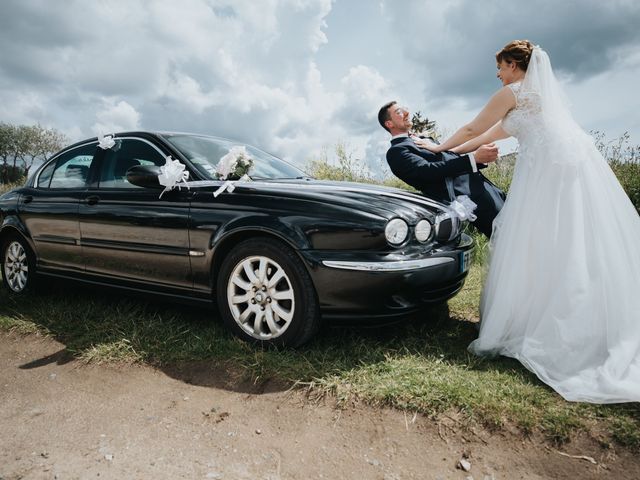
[1,278,538,396]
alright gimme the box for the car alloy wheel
[1,235,35,294]
[217,237,320,347]
[227,255,295,340]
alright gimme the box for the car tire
[1,233,37,295]
[216,237,321,348]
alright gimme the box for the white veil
[520,45,594,157]
[521,46,577,127]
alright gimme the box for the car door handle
[85,195,100,205]
[22,195,33,204]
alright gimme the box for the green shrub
[592,131,640,213]
[0,177,26,194]
[484,153,515,193]
[610,160,640,213]
[306,143,375,183]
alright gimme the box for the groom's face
[386,104,412,133]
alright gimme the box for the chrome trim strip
[322,257,454,272]
[32,235,78,246]
[114,136,167,157]
[80,238,189,256]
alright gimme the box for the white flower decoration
[215,146,253,180]
[449,195,478,222]
[98,133,116,150]
[158,155,190,198]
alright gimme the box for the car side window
[36,160,56,188]
[98,139,166,189]
[42,144,97,189]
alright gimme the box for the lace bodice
[502,81,592,168]
[501,82,543,141]
[500,81,563,168]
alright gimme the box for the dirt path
[1,332,638,480]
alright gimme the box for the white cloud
[339,65,389,131]
[0,90,45,124]
[92,99,141,135]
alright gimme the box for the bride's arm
[451,122,510,154]
[431,86,516,152]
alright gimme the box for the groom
[378,101,505,238]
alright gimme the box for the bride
[417,40,640,403]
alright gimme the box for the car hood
[189,178,451,223]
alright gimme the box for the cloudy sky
[1,0,639,176]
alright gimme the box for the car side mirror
[126,165,164,189]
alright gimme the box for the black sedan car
[0,132,473,347]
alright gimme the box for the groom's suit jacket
[386,136,505,237]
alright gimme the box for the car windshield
[163,134,307,181]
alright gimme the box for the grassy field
[1,149,640,449]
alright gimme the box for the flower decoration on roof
[97,133,117,150]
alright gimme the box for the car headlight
[414,219,432,242]
[385,218,409,245]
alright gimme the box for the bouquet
[215,146,254,180]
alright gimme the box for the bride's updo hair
[496,40,534,71]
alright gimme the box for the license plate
[460,250,472,272]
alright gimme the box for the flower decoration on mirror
[215,146,254,180]
[158,155,190,198]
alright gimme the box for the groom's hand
[474,143,499,164]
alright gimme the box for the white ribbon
[158,155,190,198]
[213,174,251,198]
[98,133,116,150]
[449,195,478,221]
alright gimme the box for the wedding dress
[468,47,640,403]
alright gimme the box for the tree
[0,123,67,183]
[24,125,67,177]
[411,111,439,140]
[0,123,18,183]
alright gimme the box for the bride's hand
[413,136,442,152]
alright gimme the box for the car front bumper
[301,233,474,319]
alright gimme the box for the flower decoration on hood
[215,146,254,180]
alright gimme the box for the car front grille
[435,215,461,242]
